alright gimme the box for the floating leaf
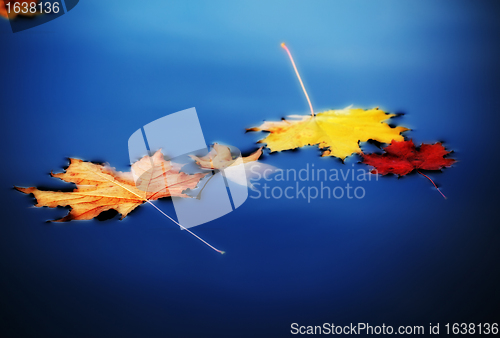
[361,139,455,198]
[0,1,7,18]
[248,44,408,160]
[190,143,263,170]
[190,143,273,188]
[248,107,408,160]
[15,151,206,222]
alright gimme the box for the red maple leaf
[361,139,456,198]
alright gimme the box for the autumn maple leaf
[361,139,456,198]
[248,106,408,160]
[15,150,206,222]
[0,1,7,18]
[189,143,263,170]
[247,43,409,160]
[189,143,274,188]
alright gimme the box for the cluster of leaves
[15,41,456,224]
[17,106,455,223]
[16,146,263,222]
[248,106,455,196]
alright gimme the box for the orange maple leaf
[15,150,207,222]
[0,1,7,18]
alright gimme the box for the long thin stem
[417,170,447,199]
[146,200,225,254]
[281,43,314,116]
[93,169,225,254]
[195,173,215,200]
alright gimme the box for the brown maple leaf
[189,143,263,170]
[15,151,207,222]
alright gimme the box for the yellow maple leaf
[15,151,206,222]
[248,106,409,160]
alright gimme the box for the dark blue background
[1,1,499,337]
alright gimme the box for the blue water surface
[1,1,499,337]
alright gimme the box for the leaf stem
[281,43,314,116]
[93,169,225,254]
[146,200,225,254]
[417,170,447,199]
[194,173,215,200]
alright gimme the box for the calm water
[1,1,499,337]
